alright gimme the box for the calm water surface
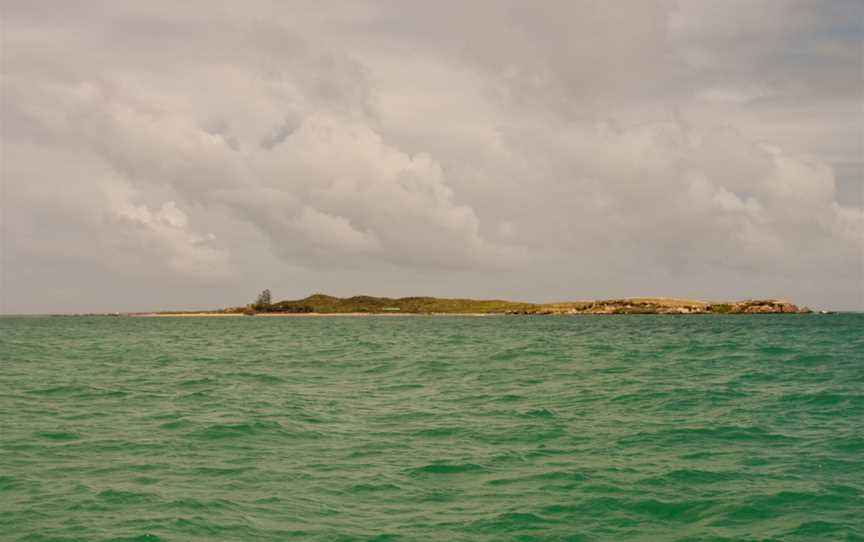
[1,314,862,541]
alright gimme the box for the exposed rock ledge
[508,299,811,315]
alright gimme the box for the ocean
[1,314,862,541]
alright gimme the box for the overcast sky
[1,0,862,313]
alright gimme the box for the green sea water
[1,314,862,541]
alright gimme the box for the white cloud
[112,199,232,279]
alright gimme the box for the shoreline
[133,312,499,317]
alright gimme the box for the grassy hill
[263,293,536,314]
[223,294,808,315]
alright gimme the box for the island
[143,293,813,316]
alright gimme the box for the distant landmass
[148,293,813,316]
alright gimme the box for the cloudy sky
[1,0,861,313]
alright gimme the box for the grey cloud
[1,0,861,313]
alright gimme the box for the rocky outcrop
[507,298,812,315]
[712,300,811,314]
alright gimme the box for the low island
[144,293,813,316]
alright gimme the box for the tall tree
[254,289,272,311]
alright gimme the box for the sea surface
[1,314,862,541]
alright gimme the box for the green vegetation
[264,293,536,314]
[252,289,272,311]
[217,293,808,315]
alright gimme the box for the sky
[1,0,862,313]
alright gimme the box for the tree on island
[253,289,272,312]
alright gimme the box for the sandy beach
[133,312,495,317]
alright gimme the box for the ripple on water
[97,489,157,505]
[408,463,489,477]
[227,372,285,384]
[194,420,286,440]
[35,431,81,441]
[519,408,558,418]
